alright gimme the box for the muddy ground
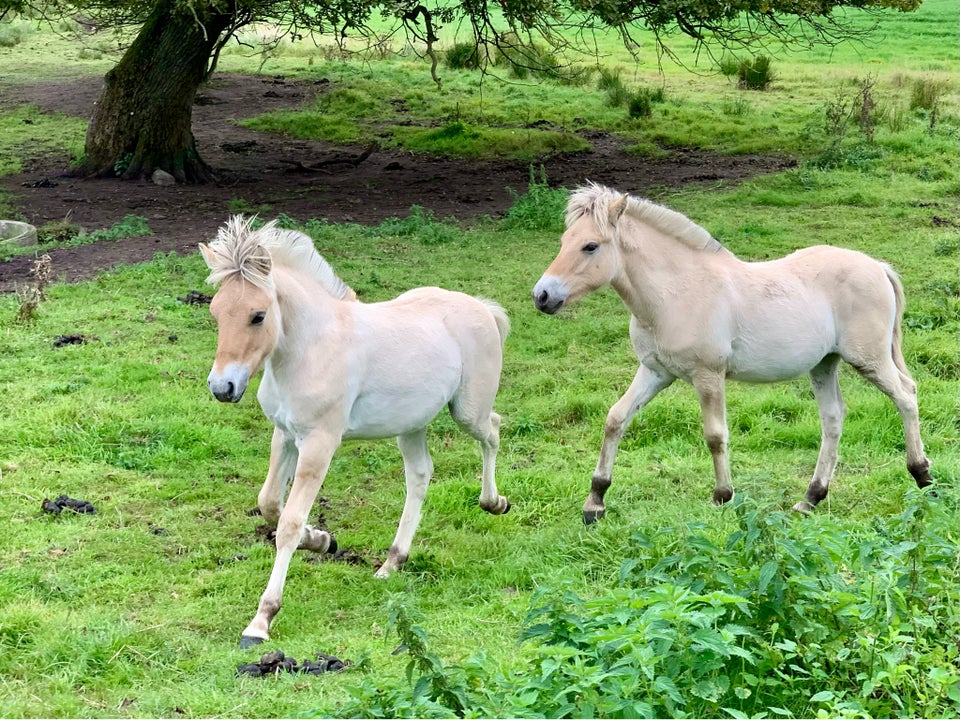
[0,72,795,291]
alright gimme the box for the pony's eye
[582,242,599,253]
[250,311,267,326]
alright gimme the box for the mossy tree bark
[78,1,235,183]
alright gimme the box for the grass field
[0,1,957,718]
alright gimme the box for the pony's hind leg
[586,363,675,523]
[376,429,433,578]
[854,356,933,489]
[450,397,509,515]
[476,411,509,515]
[795,355,846,513]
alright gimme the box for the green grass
[0,0,958,716]
[0,161,956,714]
[0,105,86,177]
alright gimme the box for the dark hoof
[908,460,933,488]
[327,536,338,555]
[502,501,511,515]
[712,487,734,505]
[239,635,265,650]
[583,508,605,525]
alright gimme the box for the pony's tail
[883,263,910,375]
[481,299,510,348]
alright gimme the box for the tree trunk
[78,1,235,183]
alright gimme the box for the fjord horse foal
[533,184,933,522]
[202,217,510,646]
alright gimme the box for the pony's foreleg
[376,429,433,578]
[693,371,734,505]
[258,427,298,527]
[795,356,845,513]
[585,364,674,524]
[240,429,339,648]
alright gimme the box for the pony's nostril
[537,290,549,306]
[226,381,235,397]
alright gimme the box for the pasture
[0,1,957,717]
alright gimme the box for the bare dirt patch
[0,73,795,291]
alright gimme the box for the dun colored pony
[201,216,510,647]
[533,184,934,523]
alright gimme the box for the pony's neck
[611,215,731,324]
[270,266,344,356]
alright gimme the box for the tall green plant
[502,166,567,232]
[333,491,959,718]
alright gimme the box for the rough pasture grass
[0,164,956,716]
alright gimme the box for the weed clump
[502,166,566,232]
[598,70,665,119]
[738,55,775,90]
[14,253,51,323]
[444,42,481,70]
[494,33,560,79]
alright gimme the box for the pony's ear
[198,242,217,270]
[608,196,628,225]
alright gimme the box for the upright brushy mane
[204,216,354,300]
[566,183,727,254]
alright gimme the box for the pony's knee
[603,407,630,437]
[703,431,727,455]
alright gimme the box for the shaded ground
[0,73,795,291]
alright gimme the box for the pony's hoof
[908,460,933,488]
[301,527,336,553]
[481,496,510,515]
[712,487,734,505]
[791,500,814,515]
[583,508,605,525]
[239,635,265,650]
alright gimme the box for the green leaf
[809,690,835,702]
[691,627,732,656]
[758,560,779,594]
[653,675,684,704]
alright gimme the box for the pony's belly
[726,338,835,382]
[342,391,449,440]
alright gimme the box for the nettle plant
[334,490,958,719]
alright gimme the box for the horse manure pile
[178,290,213,305]
[52,334,87,347]
[41,494,96,514]
[236,650,349,677]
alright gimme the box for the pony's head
[532,183,722,314]
[199,216,282,403]
[533,183,628,314]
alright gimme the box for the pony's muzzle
[208,364,251,403]
[532,276,566,315]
